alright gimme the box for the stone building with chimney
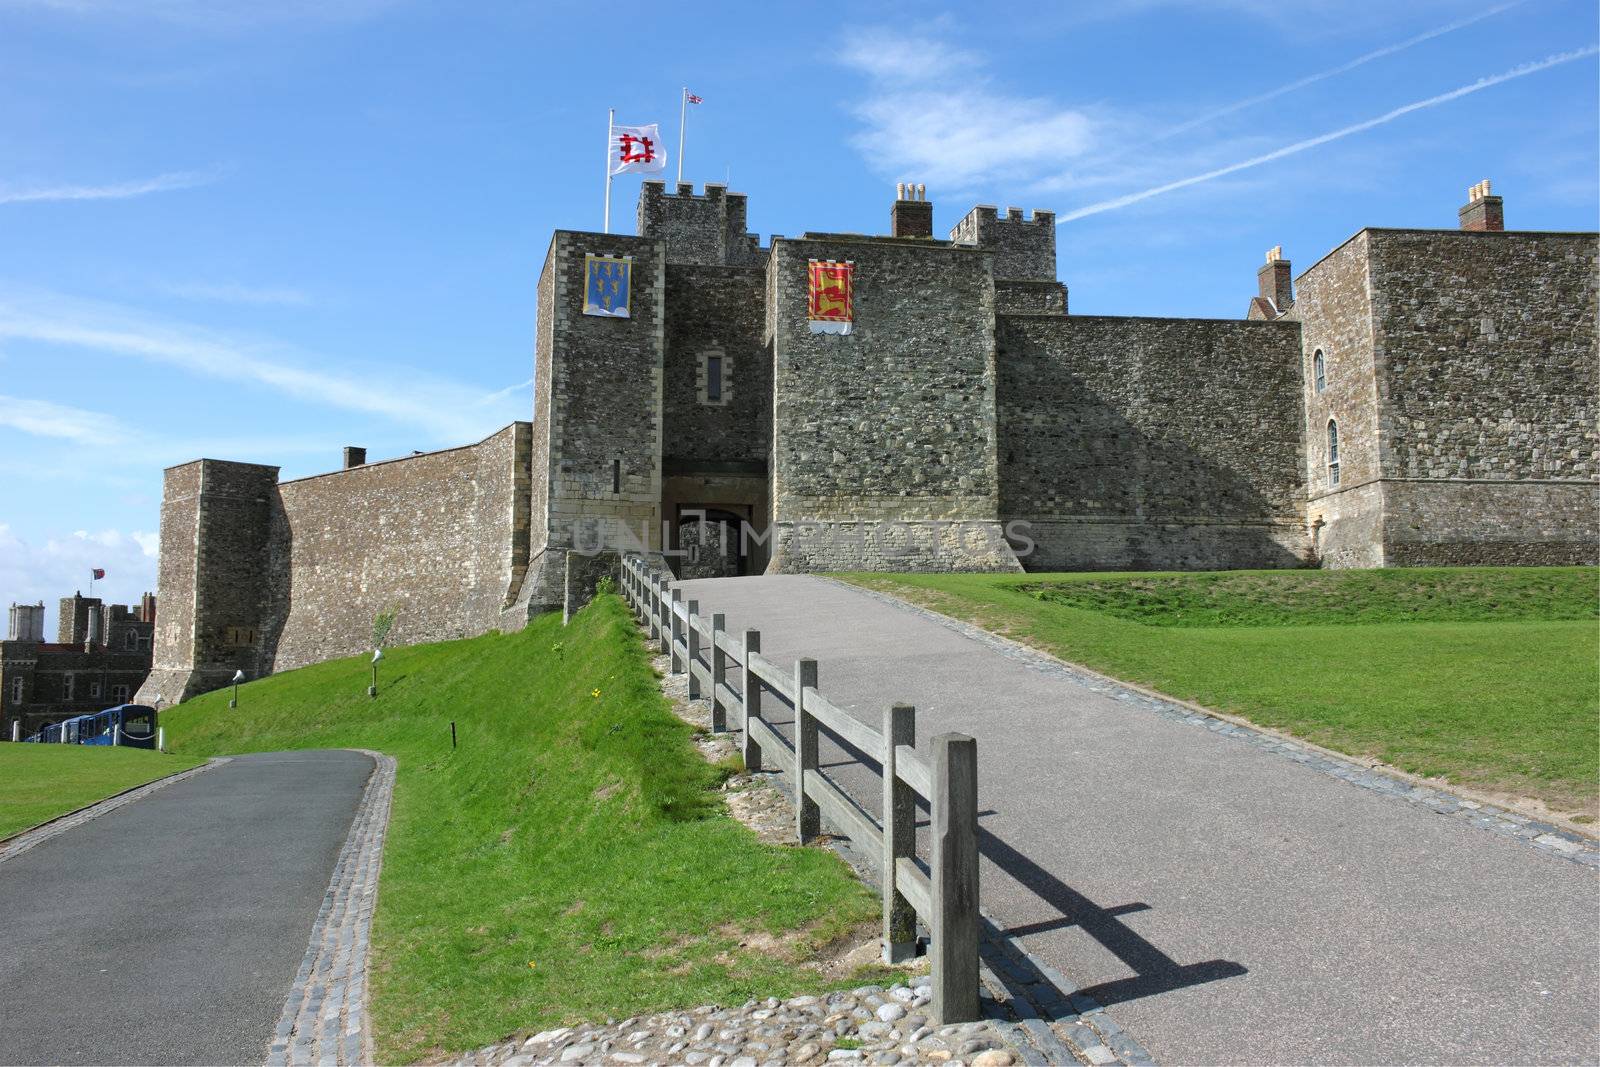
[3,593,157,738]
[135,177,1597,704]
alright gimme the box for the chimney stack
[139,592,157,625]
[1458,179,1504,232]
[8,602,44,642]
[343,446,367,469]
[1258,245,1293,312]
[891,181,933,238]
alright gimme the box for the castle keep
[137,180,1598,703]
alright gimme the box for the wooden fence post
[931,732,979,1024]
[646,575,659,643]
[882,703,917,963]
[710,613,728,733]
[742,630,762,771]
[655,577,670,654]
[686,600,701,698]
[670,588,685,674]
[794,658,820,843]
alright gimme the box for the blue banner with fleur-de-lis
[583,254,632,318]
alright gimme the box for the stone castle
[137,179,1598,704]
[5,593,157,737]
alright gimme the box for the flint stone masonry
[1291,227,1599,566]
[638,181,763,267]
[139,427,530,705]
[950,205,1058,281]
[767,233,1020,573]
[996,314,1310,571]
[522,230,668,614]
[144,180,1597,697]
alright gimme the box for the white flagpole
[603,107,614,234]
[676,88,687,185]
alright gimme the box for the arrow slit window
[698,349,731,407]
[1327,419,1341,487]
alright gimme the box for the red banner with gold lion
[807,260,854,335]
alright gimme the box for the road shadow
[979,822,1246,1010]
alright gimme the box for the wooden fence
[622,555,980,1024]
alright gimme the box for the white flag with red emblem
[608,123,666,175]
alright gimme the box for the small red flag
[685,91,703,104]
[91,568,106,580]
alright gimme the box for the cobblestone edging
[812,805,1152,1066]
[267,750,396,1067]
[824,578,1600,870]
[649,643,1114,1066]
[452,978,1027,1067]
[0,758,229,867]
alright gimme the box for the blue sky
[1,0,1596,628]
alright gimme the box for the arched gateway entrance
[674,507,750,579]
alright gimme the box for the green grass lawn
[163,594,880,1063]
[0,745,205,840]
[838,567,1599,817]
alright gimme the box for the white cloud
[0,170,216,205]
[0,289,522,444]
[839,28,1100,190]
[853,90,1097,190]
[0,523,159,637]
[158,281,313,307]
[0,394,126,444]
[838,29,982,84]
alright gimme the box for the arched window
[1313,349,1326,393]
[1327,419,1341,486]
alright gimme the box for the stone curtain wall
[138,459,281,705]
[523,231,667,610]
[1289,233,1387,568]
[1291,228,1599,566]
[662,264,770,468]
[1367,230,1597,482]
[1366,229,1598,564]
[139,430,531,704]
[766,234,1019,572]
[267,424,531,672]
[528,239,557,567]
[996,314,1312,571]
[1382,481,1598,565]
[995,279,1068,316]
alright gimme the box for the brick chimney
[343,446,367,469]
[139,592,157,625]
[891,182,933,238]
[1459,179,1504,232]
[1258,246,1293,312]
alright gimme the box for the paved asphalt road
[0,750,373,1067]
[678,574,1600,1066]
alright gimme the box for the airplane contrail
[1059,45,1598,224]
[1145,1,1527,146]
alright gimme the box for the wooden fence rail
[621,554,979,1024]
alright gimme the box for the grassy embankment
[164,594,880,1063]
[0,745,206,839]
[838,567,1599,816]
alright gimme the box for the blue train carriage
[25,704,158,748]
[80,704,159,749]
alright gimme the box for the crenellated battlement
[637,181,764,267]
[950,204,1057,281]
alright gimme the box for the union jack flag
[685,91,703,104]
